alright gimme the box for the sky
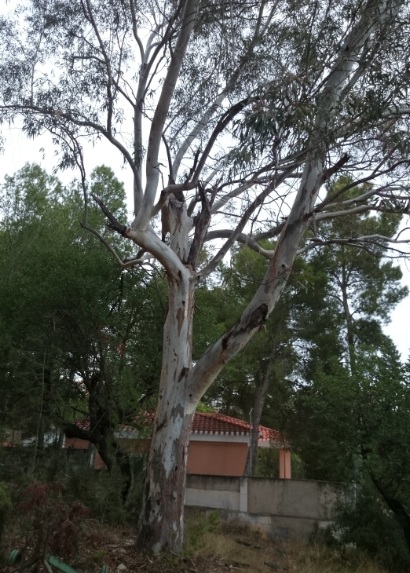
[1,126,410,360]
[385,257,410,360]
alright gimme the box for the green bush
[327,487,410,572]
[184,509,220,555]
[66,456,145,525]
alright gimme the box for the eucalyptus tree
[1,0,410,552]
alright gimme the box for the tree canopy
[0,164,165,481]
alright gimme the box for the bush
[66,455,145,525]
[16,481,90,560]
[327,487,410,572]
[184,510,220,554]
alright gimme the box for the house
[64,412,292,478]
[187,412,291,479]
[0,429,22,448]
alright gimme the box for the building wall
[186,475,345,539]
[63,436,288,478]
[64,437,105,470]
[279,449,291,479]
[187,441,249,476]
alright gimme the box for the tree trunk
[340,254,357,372]
[371,475,410,554]
[137,269,196,553]
[64,418,132,501]
[245,358,273,477]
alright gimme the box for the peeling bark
[137,269,196,553]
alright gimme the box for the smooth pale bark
[136,153,320,553]
[137,269,196,553]
[135,0,200,230]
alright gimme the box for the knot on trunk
[246,303,269,331]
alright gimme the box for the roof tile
[192,412,287,446]
[73,412,288,447]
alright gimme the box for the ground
[76,520,293,573]
[1,512,387,573]
[1,518,292,573]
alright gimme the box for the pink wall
[279,448,292,479]
[64,436,292,478]
[187,441,249,476]
[64,437,89,450]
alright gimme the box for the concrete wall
[186,475,344,539]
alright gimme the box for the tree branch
[136,0,199,230]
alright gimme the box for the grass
[1,504,390,573]
[184,510,388,573]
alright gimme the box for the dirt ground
[1,518,292,573]
[1,513,387,573]
[75,521,292,573]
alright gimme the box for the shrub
[327,487,410,572]
[17,481,90,560]
[184,510,220,554]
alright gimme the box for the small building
[64,412,292,478]
[188,412,291,479]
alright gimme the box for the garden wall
[185,475,345,539]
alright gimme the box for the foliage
[327,485,410,572]
[66,463,144,524]
[289,182,409,480]
[183,510,220,556]
[0,164,163,497]
[200,244,298,425]
[16,481,90,560]
[293,340,410,488]
[253,448,280,479]
[286,186,410,562]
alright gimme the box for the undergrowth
[184,509,389,573]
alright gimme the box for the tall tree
[0,164,164,488]
[290,185,408,471]
[293,337,410,558]
[287,197,410,553]
[1,0,410,552]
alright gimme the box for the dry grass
[289,541,387,573]
[1,508,389,573]
[185,513,388,573]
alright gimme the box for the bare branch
[200,169,291,279]
[136,0,199,230]
[298,233,410,256]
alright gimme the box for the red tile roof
[192,412,287,446]
[72,412,288,447]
